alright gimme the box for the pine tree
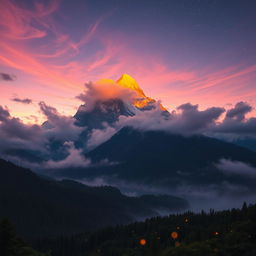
[0,218,50,256]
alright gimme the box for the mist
[67,174,256,214]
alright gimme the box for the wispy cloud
[1,0,256,123]
[216,159,256,178]
[0,72,16,81]
[11,97,32,104]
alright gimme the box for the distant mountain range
[0,158,188,238]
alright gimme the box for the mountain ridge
[52,126,256,197]
[0,158,189,238]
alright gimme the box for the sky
[0,0,256,123]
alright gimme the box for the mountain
[3,74,167,162]
[74,98,135,129]
[233,137,256,152]
[56,127,256,195]
[73,74,167,149]
[117,74,161,110]
[74,74,158,129]
[117,74,146,97]
[0,158,188,238]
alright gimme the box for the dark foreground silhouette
[32,202,256,256]
[0,219,49,256]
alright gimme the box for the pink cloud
[1,0,256,122]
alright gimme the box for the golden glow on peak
[133,97,155,108]
[116,74,146,97]
[96,78,115,85]
[95,74,168,111]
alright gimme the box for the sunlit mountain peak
[95,78,116,85]
[92,74,166,111]
[116,74,146,97]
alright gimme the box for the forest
[2,202,255,256]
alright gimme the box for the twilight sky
[0,0,256,123]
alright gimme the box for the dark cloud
[215,117,256,136]
[0,73,16,81]
[116,102,225,135]
[212,102,256,136]
[0,117,41,140]
[0,106,42,141]
[226,102,252,122]
[175,103,225,132]
[12,97,32,104]
[0,103,83,168]
[0,106,45,166]
[39,101,60,122]
[0,106,10,121]
[39,101,82,141]
[117,101,255,137]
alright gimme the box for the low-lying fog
[61,175,256,213]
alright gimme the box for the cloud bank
[115,102,225,135]
[0,103,85,168]
[1,79,256,171]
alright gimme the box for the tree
[0,218,50,256]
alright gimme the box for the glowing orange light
[139,239,147,246]
[214,232,219,236]
[185,218,189,223]
[171,231,178,239]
